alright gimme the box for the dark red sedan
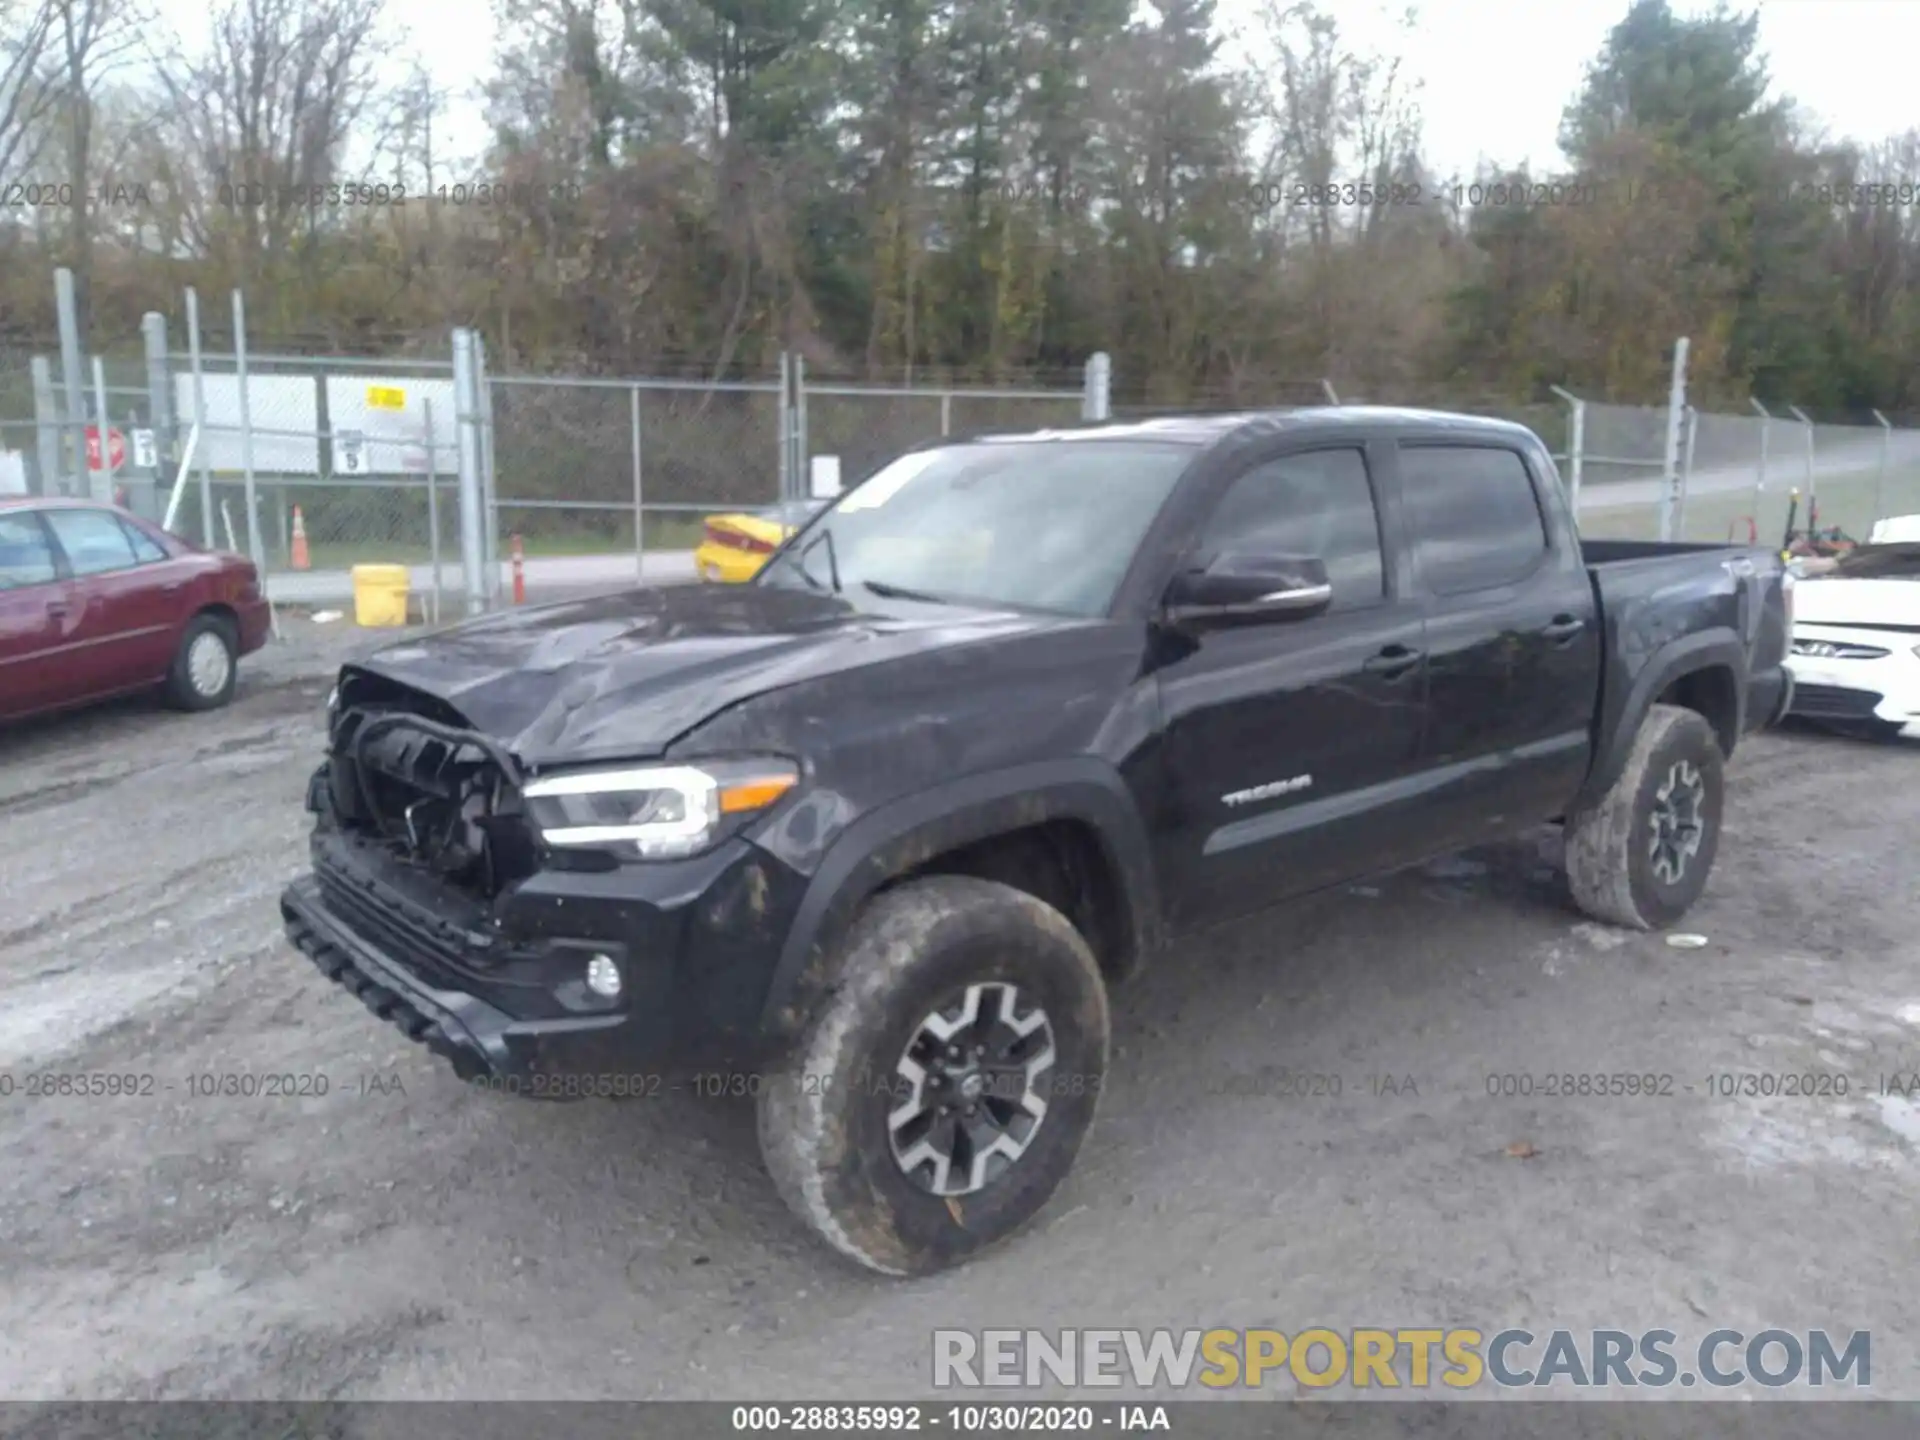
[0,497,271,722]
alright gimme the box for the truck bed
[1579,536,1790,787]
[1580,538,1750,566]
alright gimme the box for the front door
[0,510,74,720]
[1153,442,1430,930]
[39,506,187,692]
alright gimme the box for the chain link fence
[1570,401,1920,546]
[489,376,786,556]
[18,289,1920,616]
[805,384,1086,488]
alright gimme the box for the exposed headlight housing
[522,759,798,859]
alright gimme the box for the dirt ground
[2,613,1918,1401]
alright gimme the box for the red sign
[86,425,126,472]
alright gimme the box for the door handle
[1540,615,1586,644]
[46,600,70,618]
[1363,644,1423,680]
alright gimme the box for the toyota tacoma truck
[281,407,1794,1276]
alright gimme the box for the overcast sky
[155,0,1920,183]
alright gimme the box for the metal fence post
[55,267,86,495]
[1677,405,1698,537]
[185,287,215,546]
[142,312,172,469]
[89,356,113,500]
[452,328,487,616]
[940,392,952,437]
[794,354,808,492]
[1658,337,1690,542]
[31,356,59,497]
[1872,409,1892,526]
[1083,353,1112,421]
[423,396,443,625]
[476,333,500,607]
[232,290,265,566]
[1549,385,1584,511]
[1787,405,1815,519]
[1747,398,1770,525]
[630,382,645,581]
[777,352,791,501]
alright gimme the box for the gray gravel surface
[2,615,1918,1400]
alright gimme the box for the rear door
[1396,441,1602,845]
[1154,441,1431,928]
[38,507,189,693]
[0,510,73,720]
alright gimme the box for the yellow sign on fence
[366,384,407,410]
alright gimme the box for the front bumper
[282,875,628,1086]
[1746,665,1795,732]
[236,598,273,656]
[1785,636,1920,736]
[281,811,807,1087]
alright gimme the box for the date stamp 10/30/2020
[0,178,586,210]
[1241,176,1920,212]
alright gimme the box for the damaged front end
[281,668,807,1089]
[322,699,541,905]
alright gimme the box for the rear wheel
[757,875,1109,1276]
[163,613,238,712]
[1564,703,1725,930]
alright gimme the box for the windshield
[758,440,1193,616]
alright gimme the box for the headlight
[1791,638,1890,660]
[522,759,798,859]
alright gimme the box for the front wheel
[757,875,1110,1276]
[1564,703,1725,930]
[163,613,239,712]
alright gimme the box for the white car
[1785,514,1920,739]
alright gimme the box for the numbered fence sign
[335,429,367,474]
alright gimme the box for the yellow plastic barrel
[351,564,411,627]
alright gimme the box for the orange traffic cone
[510,533,526,605]
[290,505,311,570]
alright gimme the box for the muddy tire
[163,612,239,712]
[757,875,1109,1276]
[1564,703,1725,930]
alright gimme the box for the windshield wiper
[861,579,952,604]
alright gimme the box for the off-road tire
[162,612,239,712]
[1564,703,1725,930]
[757,875,1110,1277]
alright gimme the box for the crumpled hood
[341,583,1075,767]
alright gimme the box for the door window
[1193,447,1385,610]
[0,513,58,589]
[1399,446,1548,594]
[118,517,170,564]
[42,508,141,577]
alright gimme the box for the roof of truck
[968,405,1539,449]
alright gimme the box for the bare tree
[0,0,59,177]
[158,0,384,286]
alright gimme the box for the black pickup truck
[281,407,1793,1276]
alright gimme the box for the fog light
[585,954,622,998]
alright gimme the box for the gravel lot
[2,613,1918,1401]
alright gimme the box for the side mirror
[1164,551,1333,628]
